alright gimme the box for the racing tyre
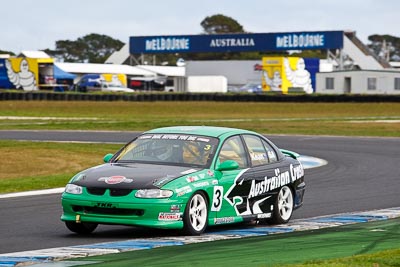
[270,186,294,224]
[183,191,208,235]
[65,221,98,234]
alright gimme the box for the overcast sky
[1,0,397,54]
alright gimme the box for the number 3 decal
[211,186,223,211]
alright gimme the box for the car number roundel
[211,186,224,211]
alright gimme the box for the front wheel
[183,192,208,235]
[270,186,294,224]
[65,221,98,234]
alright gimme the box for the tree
[46,33,124,63]
[368,34,400,61]
[200,14,245,34]
[0,50,15,56]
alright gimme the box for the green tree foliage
[200,14,245,34]
[0,50,15,56]
[368,34,400,61]
[46,33,124,63]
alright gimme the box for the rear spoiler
[279,149,300,159]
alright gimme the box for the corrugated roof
[55,62,157,76]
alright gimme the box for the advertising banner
[0,58,39,90]
[130,31,343,54]
[101,73,127,87]
[262,57,320,94]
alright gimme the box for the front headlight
[135,189,173,198]
[65,184,83,195]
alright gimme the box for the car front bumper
[61,193,185,229]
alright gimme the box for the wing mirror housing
[103,153,114,163]
[216,160,239,171]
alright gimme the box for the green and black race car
[61,126,305,235]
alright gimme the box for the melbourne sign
[129,31,343,54]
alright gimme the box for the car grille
[72,205,144,216]
[86,187,133,197]
[86,187,106,195]
[110,188,132,196]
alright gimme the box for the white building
[316,70,400,94]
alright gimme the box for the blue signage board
[0,59,14,89]
[130,31,343,54]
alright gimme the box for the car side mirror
[216,160,239,171]
[103,153,114,163]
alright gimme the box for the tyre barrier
[0,91,399,102]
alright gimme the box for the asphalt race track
[0,130,399,254]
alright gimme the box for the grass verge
[0,140,121,193]
[0,101,399,136]
[70,218,400,267]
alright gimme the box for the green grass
[0,173,74,193]
[70,218,400,267]
[0,101,399,136]
[287,249,400,267]
[0,140,121,193]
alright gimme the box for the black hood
[72,163,199,190]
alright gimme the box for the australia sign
[129,31,344,54]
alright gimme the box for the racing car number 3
[211,186,223,212]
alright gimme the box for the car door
[213,135,253,221]
[241,134,282,216]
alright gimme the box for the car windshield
[113,133,219,168]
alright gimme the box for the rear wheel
[65,221,98,234]
[183,192,208,235]
[270,186,294,224]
